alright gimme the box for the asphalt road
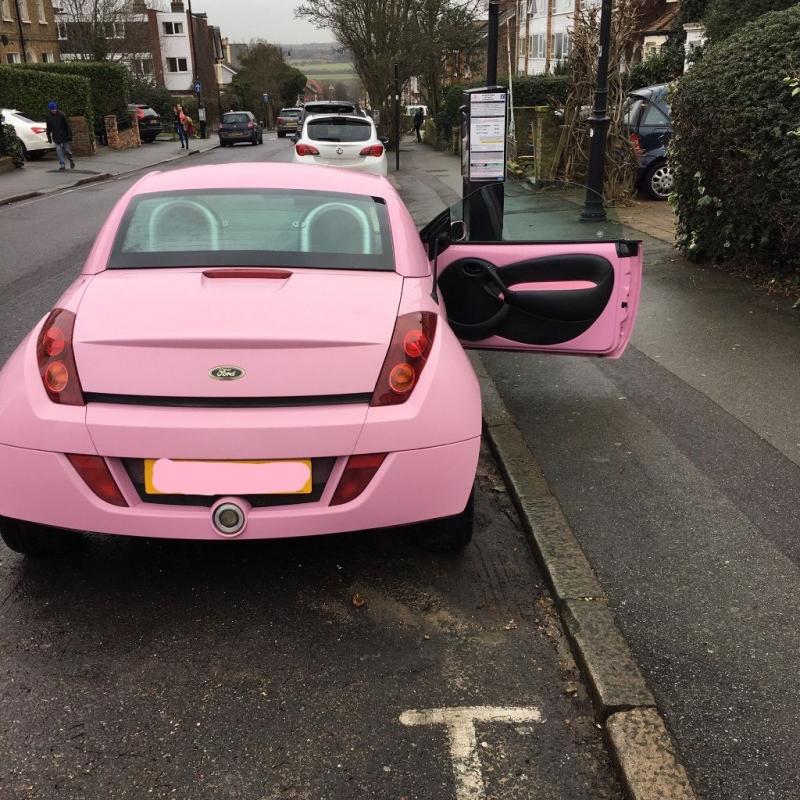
[0,139,623,799]
[394,142,800,800]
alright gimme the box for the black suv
[128,104,162,143]
[624,84,674,200]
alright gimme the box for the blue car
[625,83,674,200]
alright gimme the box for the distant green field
[291,61,358,83]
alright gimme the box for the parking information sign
[468,91,507,182]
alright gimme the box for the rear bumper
[0,437,479,540]
[293,155,388,176]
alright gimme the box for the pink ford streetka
[0,164,642,556]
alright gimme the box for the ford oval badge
[209,366,245,381]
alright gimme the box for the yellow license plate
[144,459,313,496]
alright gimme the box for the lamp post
[186,0,206,139]
[580,0,613,221]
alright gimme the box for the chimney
[171,1,184,12]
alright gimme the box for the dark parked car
[276,107,301,137]
[128,104,162,143]
[625,84,673,200]
[219,111,263,146]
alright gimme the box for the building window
[6,52,21,64]
[551,32,569,61]
[1,0,11,21]
[531,33,544,59]
[166,57,188,72]
[18,0,29,22]
[132,56,154,76]
[163,20,184,35]
[42,51,55,62]
[36,0,45,22]
[556,0,571,12]
[56,20,67,39]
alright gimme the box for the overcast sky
[192,0,335,44]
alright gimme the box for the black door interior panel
[439,254,615,344]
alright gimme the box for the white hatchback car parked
[292,114,388,176]
[0,108,56,160]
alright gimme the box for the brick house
[0,0,60,64]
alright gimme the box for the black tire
[142,136,158,144]
[258,134,263,144]
[0,517,83,558]
[251,136,258,145]
[643,160,674,201]
[414,490,474,553]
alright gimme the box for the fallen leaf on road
[351,592,366,608]
[503,619,518,631]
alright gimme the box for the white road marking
[400,705,542,800]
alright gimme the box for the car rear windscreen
[222,113,249,124]
[280,109,301,117]
[307,118,371,142]
[109,189,394,271]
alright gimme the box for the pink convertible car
[0,164,642,556]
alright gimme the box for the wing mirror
[380,137,390,147]
[450,220,467,242]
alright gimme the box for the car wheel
[258,134,263,144]
[0,517,83,558]
[414,490,474,553]
[644,160,674,201]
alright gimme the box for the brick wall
[69,116,95,156]
[104,114,142,150]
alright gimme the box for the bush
[127,74,176,123]
[703,0,797,42]
[513,74,569,107]
[0,65,92,120]
[23,61,128,122]
[628,49,682,90]
[670,5,800,283]
[0,122,25,167]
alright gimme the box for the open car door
[422,180,642,359]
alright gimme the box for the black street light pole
[186,0,206,139]
[581,0,613,221]
[394,62,400,172]
[486,0,499,86]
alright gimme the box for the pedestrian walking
[413,107,424,143]
[174,104,188,149]
[45,101,75,171]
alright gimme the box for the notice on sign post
[467,91,507,182]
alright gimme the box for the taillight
[31,126,46,134]
[277,116,286,124]
[247,121,255,128]
[136,109,144,120]
[360,144,384,157]
[630,133,644,155]
[295,143,320,156]
[66,454,127,506]
[371,312,437,407]
[330,453,386,506]
[36,309,84,406]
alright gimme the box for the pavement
[0,134,219,206]
[0,140,625,800]
[393,140,800,800]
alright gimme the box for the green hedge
[513,75,569,107]
[0,65,92,120]
[23,61,128,121]
[670,5,800,282]
[703,0,797,42]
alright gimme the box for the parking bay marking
[400,705,542,800]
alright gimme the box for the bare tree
[295,0,418,121]
[57,0,151,62]
[410,0,482,117]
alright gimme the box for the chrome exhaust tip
[211,501,246,537]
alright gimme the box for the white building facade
[156,9,194,92]
[516,0,604,76]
